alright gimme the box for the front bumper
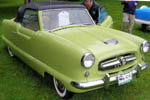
[71,62,148,89]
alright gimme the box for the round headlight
[141,40,149,53]
[81,53,95,68]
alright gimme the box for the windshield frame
[40,8,95,31]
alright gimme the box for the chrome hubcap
[55,79,65,93]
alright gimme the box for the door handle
[12,31,17,34]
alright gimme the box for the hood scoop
[104,38,118,45]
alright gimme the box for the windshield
[41,8,94,31]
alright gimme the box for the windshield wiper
[49,23,92,32]
[68,23,81,26]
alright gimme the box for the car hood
[53,25,143,59]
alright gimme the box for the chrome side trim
[72,63,148,89]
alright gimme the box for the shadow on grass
[12,56,55,89]
[135,27,150,34]
[71,82,136,100]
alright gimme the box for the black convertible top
[15,1,85,22]
[21,1,84,10]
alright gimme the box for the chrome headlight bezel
[81,53,95,68]
[141,40,149,53]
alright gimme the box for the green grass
[0,0,23,7]
[0,0,150,100]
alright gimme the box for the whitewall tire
[7,46,14,57]
[53,77,73,99]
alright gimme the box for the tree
[24,0,32,4]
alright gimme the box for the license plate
[118,72,132,86]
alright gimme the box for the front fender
[34,31,89,82]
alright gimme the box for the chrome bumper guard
[71,63,148,89]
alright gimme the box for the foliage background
[0,0,150,100]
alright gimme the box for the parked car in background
[135,5,150,32]
[2,1,149,99]
[98,6,112,26]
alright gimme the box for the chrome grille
[99,53,136,70]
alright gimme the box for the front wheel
[7,46,14,57]
[53,77,73,99]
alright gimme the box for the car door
[14,9,45,74]
[16,9,40,55]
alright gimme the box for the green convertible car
[2,1,149,99]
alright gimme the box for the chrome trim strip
[124,55,135,58]
[72,63,148,89]
[102,60,121,68]
[101,58,118,65]
[126,57,136,62]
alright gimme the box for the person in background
[81,0,100,24]
[121,0,138,34]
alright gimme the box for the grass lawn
[0,0,150,100]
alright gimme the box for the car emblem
[120,57,126,65]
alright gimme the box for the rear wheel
[142,24,148,32]
[53,77,73,99]
[7,46,14,57]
